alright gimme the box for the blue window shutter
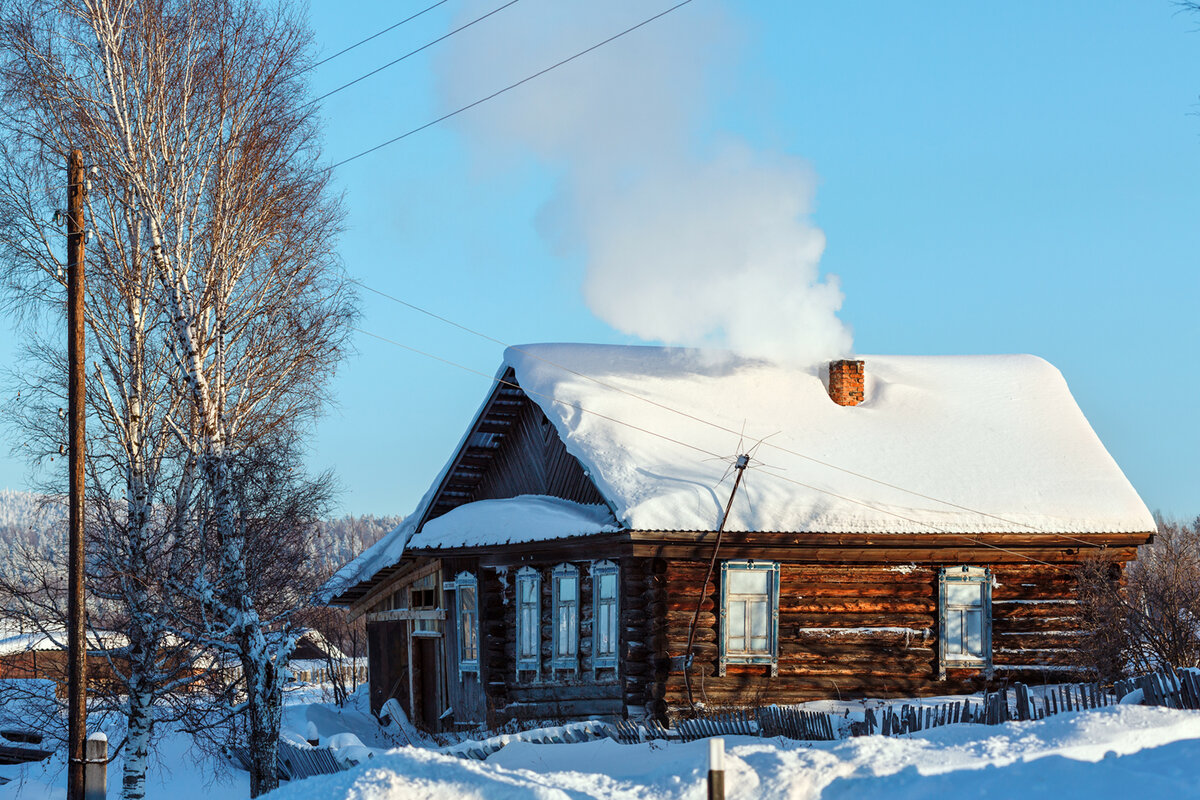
[515,567,541,680]
[592,561,619,675]
[455,571,479,677]
[551,563,579,673]
[770,562,780,678]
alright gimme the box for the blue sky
[1,1,1197,521]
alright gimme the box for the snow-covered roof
[407,496,619,550]
[0,622,127,656]
[328,343,1153,602]
[509,344,1153,535]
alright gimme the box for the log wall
[647,546,1141,712]
[368,531,1149,724]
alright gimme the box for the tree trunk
[242,644,281,798]
[121,674,153,800]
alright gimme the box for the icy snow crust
[406,496,618,550]
[5,685,1200,800]
[263,704,1200,800]
[507,344,1154,535]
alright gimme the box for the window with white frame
[455,572,479,675]
[720,561,780,676]
[938,566,992,679]
[551,563,580,672]
[515,567,541,678]
[592,561,619,672]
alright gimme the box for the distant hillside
[309,514,403,577]
[0,488,66,574]
[0,488,398,578]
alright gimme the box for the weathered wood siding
[422,378,605,525]
[469,395,603,508]
[640,540,1143,711]
[361,530,1148,724]
[366,619,407,716]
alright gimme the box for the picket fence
[611,668,1200,745]
[1112,669,1200,710]
[289,665,369,685]
[860,668,1198,737]
[613,705,837,744]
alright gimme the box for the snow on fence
[862,684,1109,736]
[612,706,837,745]
[858,668,1199,737]
[227,740,344,781]
[1113,669,1200,710]
[447,721,614,761]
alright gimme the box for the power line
[327,0,697,170]
[308,1,452,73]
[310,0,523,107]
[352,325,726,462]
[349,278,1110,550]
[353,325,1083,573]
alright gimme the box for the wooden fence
[227,741,344,781]
[1114,669,1200,711]
[865,691,1008,736]
[449,721,613,760]
[858,669,1199,738]
[613,706,837,744]
[289,665,369,685]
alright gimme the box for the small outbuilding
[327,344,1154,730]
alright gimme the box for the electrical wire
[310,0,523,107]
[327,0,697,170]
[349,278,1118,552]
[308,1,452,73]
[304,4,1120,555]
[353,325,1095,574]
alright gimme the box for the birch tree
[0,0,351,795]
[0,8,204,795]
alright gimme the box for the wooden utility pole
[66,147,87,800]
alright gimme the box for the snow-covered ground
[3,688,1199,799]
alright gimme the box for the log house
[328,345,1154,729]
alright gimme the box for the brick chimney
[828,359,864,406]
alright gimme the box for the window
[515,567,541,678]
[938,566,992,679]
[551,564,580,672]
[409,574,437,609]
[408,572,441,634]
[455,572,479,675]
[719,561,780,677]
[592,561,620,672]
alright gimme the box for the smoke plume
[436,1,852,364]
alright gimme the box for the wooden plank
[367,608,447,622]
[348,558,442,620]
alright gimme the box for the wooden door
[415,638,440,729]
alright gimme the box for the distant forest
[0,488,397,579]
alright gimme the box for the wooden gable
[418,368,607,529]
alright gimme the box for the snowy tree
[0,0,351,795]
[1075,516,1200,678]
